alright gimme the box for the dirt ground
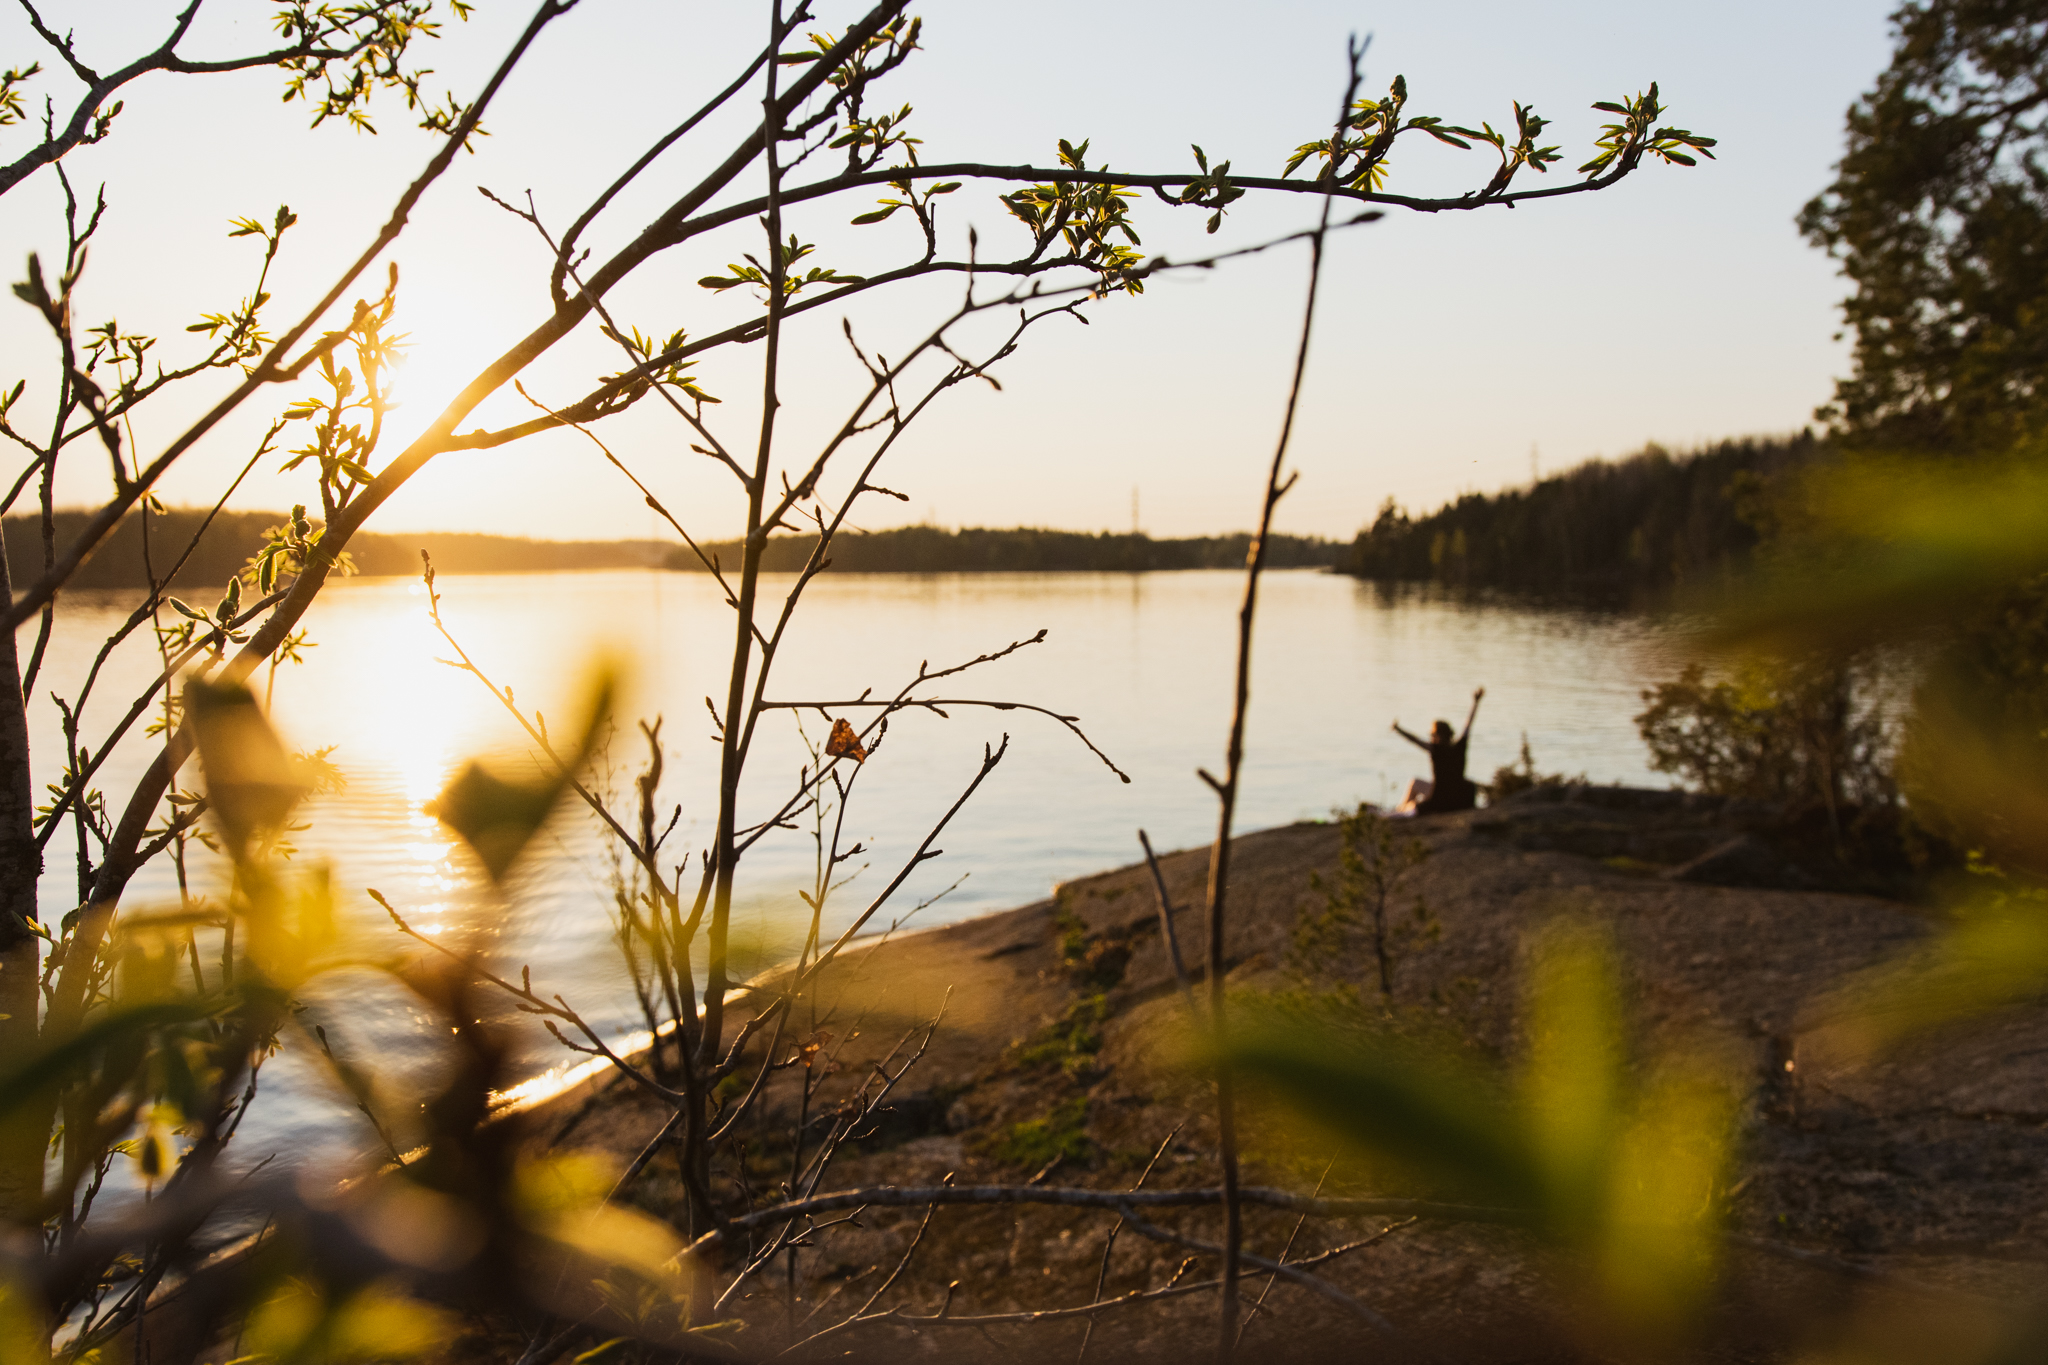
[496,786,2048,1363]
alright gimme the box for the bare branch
[1138,830,1199,1019]
[1106,1205,1412,1348]
[684,1184,1527,1254]
[4,0,571,631]
[1197,39,1364,1346]
[795,737,1007,987]
[1078,1123,1183,1362]
[759,694,1127,783]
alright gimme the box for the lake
[26,568,1687,1164]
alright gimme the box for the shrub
[1634,655,1895,813]
[1486,732,1584,802]
[1896,574,2048,874]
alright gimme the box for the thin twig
[778,1189,945,1357]
[762,693,1127,782]
[1199,38,1365,1355]
[1138,830,1198,1020]
[795,739,1009,986]
[1240,1156,1339,1344]
[801,1238,1422,1345]
[1078,1123,1183,1362]
[684,1184,1527,1255]
[1110,1205,1413,1350]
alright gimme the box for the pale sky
[0,1,1896,543]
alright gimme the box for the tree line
[4,510,1343,591]
[1344,432,1826,602]
[670,524,1345,573]
[0,507,672,589]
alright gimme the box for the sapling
[1293,803,1435,999]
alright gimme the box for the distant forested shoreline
[3,508,671,592]
[1345,433,1826,602]
[18,433,1810,598]
[668,525,1343,574]
[9,433,1808,600]
[4,511,1341,591]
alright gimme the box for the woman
[1392,686,1484,815]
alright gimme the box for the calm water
[25,569,1685,1165]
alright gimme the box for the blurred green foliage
[1227,921,1737,1343]
[0,660,718,1361]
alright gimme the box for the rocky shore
[497,786,2048,1361]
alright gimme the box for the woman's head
[1431,720,1454,743]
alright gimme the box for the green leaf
[0,1003,207,1116]
[1222,1017,1543,1206]
[432,668,616,881]
[187,676,304,857]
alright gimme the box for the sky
[0,0,1899,542]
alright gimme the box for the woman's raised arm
[1460,686,1486,743]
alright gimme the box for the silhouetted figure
[1392,687,1484,815]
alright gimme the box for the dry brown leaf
[825,717,867,763]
